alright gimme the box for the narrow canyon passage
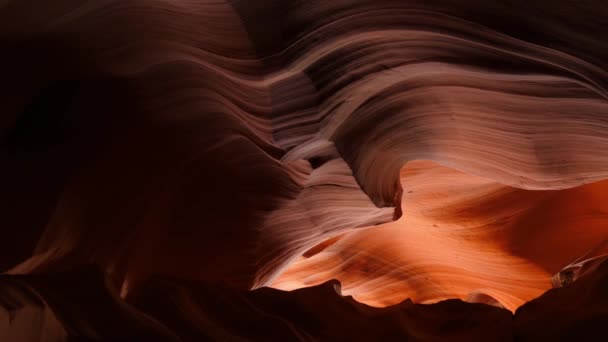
[1,0,608,340]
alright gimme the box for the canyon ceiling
[1,0,607,340]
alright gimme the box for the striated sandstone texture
[1,0,607,340]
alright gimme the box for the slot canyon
[1,0,608,340]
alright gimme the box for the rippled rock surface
[1,0,607,340]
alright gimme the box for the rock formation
[1,0,607,340]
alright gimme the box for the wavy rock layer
[1,0,608,339]
[274,161,608,310]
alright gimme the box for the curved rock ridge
[1,0,608,339]
[1,263,608,341]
